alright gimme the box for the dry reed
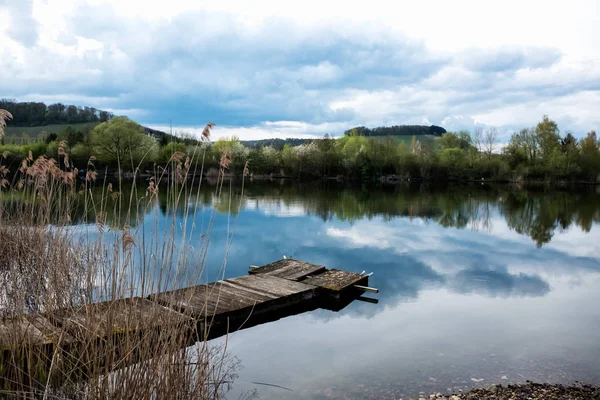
[0,110,12,142]
[0,118,252,399]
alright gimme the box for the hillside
[389,134,438,147]
[240,138,313,150]
[4,122,99,138]
[344,124,446,137]
[0,99,113,127]
[0,99,178,145]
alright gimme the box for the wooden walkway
[0,259,376,383]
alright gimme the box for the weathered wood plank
[152,282,267,318]
[48,298,190,340]
[248,259,289,275]
[197,282,270,316]
[250,259,326,281]
[303,269,366,292]
[213,281,275,305]
[154,275,316,321]
[218,280,280,300]
[225,275,316,298]
[0,314,77,348]
[28,314,76,344]
[0,316,51,348]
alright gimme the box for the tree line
[344,125,447,137]
[0,112,599,183]
[0,99,114,127]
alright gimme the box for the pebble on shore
[425,382,600,400]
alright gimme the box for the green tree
[281,144,299,176]
[159,142,188,163]
[579,131,600,181]
[535,115,560,163]
[71,143,93,166]
[296,142,320,177]
[560,133,579,175]
[440,148,466,168]
[59,126,85,147]
[213,136,248,172]
[438,132,460,150]
[505,128,538,167]
[315,134,337,176]
[260,146,281,173]
[46,140,59,159]
[90,117,158,167]
[336,134,367,176]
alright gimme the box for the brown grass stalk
[0,121,252,399]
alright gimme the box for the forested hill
[344,125,447,137]
[0,99,114,126]
[0,99,189,145]
[241,138,313,150]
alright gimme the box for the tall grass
[0,115,252,399]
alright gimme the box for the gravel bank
[424,382,600,400]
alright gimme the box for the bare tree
[473,126,484,154]
[484,127,497,160]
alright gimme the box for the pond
[57,182,600,399]
[199,182,600,400]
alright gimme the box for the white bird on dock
[283,255,287,259]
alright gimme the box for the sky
[1,0,600,141]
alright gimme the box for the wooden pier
[0,259,377,385]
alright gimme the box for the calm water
[90,182,600,399]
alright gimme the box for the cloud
[1,0,39,46]
[448,267,550,297]
[457,47,562,73]
[1,0,599,138]
[150,120,347,141]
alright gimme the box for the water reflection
[76,181,600,246]
[63,181,600,399]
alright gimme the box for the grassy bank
[3,122,99,138]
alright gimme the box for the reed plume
[0,109,12,141]
[0,120,250,399]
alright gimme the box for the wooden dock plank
[0,314,78,349]
[226,275,316,298]
[28,314,76,344]
[48,298,191,340]
[196,282,270,316]
[152,282,270,318]
[213,282,275,305]
[218,280,279,300]
[303,269,366,292]
[250,259,326,281]
[154,275,316,320]
[0,316,51,348]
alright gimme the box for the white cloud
[1,0,599,138]
[244,199,307,218]
[151,121,346,141]
[325,216,600,276]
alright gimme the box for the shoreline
[423,382,600,400]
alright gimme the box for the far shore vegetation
[1,100,599,185]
